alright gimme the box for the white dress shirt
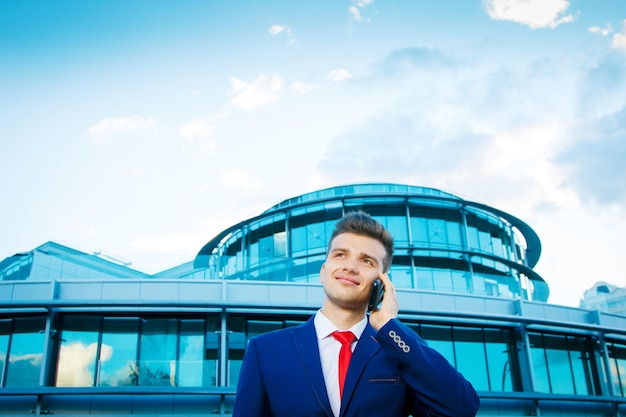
[314,310,367,417]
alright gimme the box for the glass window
[292,222,327,257]
[98,318,139,387]
[228,349,245,388]
[451,271,471,294]
[55,316,100,387]
[568,336,598,396]
[290,209,342,258]
[415,323,519,393]
[432,269,453,293]
[454,327,489,391]
[227,316,247,389]
[608,340,626,397]
[389,263,412,289]
[248,216,287,269]
[446,220,463,250]
[289,255,324,282]
[255,262,288,282]
[409,207,463,250]
[411,217,429,247]
[529,333,551,393]
[227,315,309,388]
[247,320,283,341]
[418,324,455,366]
[139,318,178,386]
[50,315,221,388]
[465,213,516,262]
[4,317,46,387]
[204,317,220,387]
[484,328,519,392]
[360,205,408,245]
[0,255,33,280]
[222,231,243,278]
[0,320,10,386]
[178,320,205,387]
[529,332,597,395]
[416,267,434,290]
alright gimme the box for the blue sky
[1,0,625,307]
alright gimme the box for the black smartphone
[367,279,385,312]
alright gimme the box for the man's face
[320,232,386,311]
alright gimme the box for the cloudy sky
[1,0,625,308]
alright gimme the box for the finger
[378,272,395,292]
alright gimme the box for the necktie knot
[332,330,355,346]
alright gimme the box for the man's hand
[368,272,399,330]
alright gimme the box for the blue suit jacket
[233,316,479,417]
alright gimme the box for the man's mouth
[335,275,360,285]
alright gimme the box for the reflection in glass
[227,315,308,388]
[228,349,244,388]
[454,328,489,391]
[0,320,10,387]
[419,324,455,366]
[484,328,518,392]
[607,341,626,397]
[97,318,139,387]
[4,317,45,387]
[529,333,551,393]
[139,318,177,386]
[55,316,100,387]
[389,263,412,289]
[410,208,463,250]
[179,320,204,387]
[416,324,518,393]
[529,332,596,395]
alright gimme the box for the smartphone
[367,279,385,312]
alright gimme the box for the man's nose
[342,257,359,272]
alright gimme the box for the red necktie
[332,331,356,399]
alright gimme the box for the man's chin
[334,297,368,311]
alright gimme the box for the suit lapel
[292,317,334,417]
[340,323,380,415]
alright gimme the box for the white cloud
[89,116,158,141]
[588,24,612,37]
[269,25,286,35]
[348,6,362,21]
[483,0,574,29]
[229,74,284,110]
[180,120,214,141]
[327,68,352,82]
[220,168,262,190]
[612,20,626,52]
[291,81,315,94]
[349,0,374,21]
[268,24,295,44]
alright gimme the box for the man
[233,211,480,417]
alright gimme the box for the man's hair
[328,210,394,272]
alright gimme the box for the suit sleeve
[232,338,271,417]
[375,319,480,417]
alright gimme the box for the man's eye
[362,259,373,265]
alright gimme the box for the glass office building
[1,183,625,416]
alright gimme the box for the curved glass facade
[1,182,625,416]
[193,183,547,301]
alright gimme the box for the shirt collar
[314,309,367,341]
